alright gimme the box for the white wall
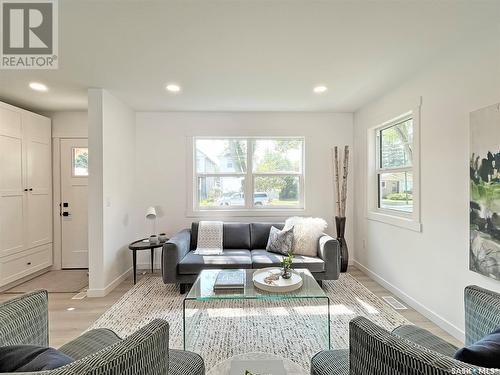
[353,31,500,341]
[134,112,353,267]
[51,111,88,138]
[88,89,136,296]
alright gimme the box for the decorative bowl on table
[252,267,303,293]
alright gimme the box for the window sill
[186,208,306,218]
[367,211,422,232]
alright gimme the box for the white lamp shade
[146,206,157,219]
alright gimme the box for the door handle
[24,188,28,192]
[62,212,71,217]
[28,188,33,191]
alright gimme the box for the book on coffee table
[214,270,245,292]
[229,359,286,375]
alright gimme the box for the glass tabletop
[185,268,327,301]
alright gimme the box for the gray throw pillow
[0,345,74,372]
[266,226,294,255]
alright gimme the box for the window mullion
[246,139,253,209]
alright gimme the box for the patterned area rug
[89,273,409,371]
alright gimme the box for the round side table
[128,238,168,284]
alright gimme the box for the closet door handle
[28,188,33,191]
[24,188,28,192]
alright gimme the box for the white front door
[60,138,88,269]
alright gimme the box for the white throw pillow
[284,217,327,257]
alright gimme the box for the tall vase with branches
[333,145,349,272]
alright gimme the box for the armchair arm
[392,324,458,357]
[349,317,495,375]
[318,235,340,280]
[0,290,48,347]
[162,229,191,284]
[51,319,170,375]
[465,285,500,345]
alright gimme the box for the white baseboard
[87,267,132,298]
[353,259,465,342]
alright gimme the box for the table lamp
[146,206,157,236]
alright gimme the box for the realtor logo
[1,0,58,69]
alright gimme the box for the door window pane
[72,147,88,176]
[380,119,413,168]
[253,139,303,173]
[379,172,413,212]
[195,139,247,173]
[254,176,300,207]
[198,176,245,208]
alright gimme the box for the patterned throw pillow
[266,226,294,255]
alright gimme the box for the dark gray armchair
[0,290,205,375]
[311,285,500,375]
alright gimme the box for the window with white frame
[367,101,421,231]
[194,137,304,210]
[376,116,414,214]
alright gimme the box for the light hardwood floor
[0,266,463,348]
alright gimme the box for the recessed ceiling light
[66,307,75,311]
[166,84,181,93]
[29,82,48,92]
[313,85,327,94]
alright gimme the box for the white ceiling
[0,0,499,113]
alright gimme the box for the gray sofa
[162,222,341,292]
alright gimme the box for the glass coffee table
[207,352,308,375]
[183,268,330,369]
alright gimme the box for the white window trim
[366,99,422,232]
[187,136,306,217]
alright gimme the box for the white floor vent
[382,296,407,310]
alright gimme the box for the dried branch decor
[333,145,350,217]
[333,145,350,273]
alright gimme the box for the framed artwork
[470,102,500,280]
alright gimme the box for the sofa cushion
[251,249,325,273]
[223,223,251,249]
[179,249,252,274]
[190,222,251,250]
[190,222,199,250]
[250,223,284,249]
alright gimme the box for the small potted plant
[281,251,294,279]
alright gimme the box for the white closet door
[0,107,26,257]
[24,113,52,249]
